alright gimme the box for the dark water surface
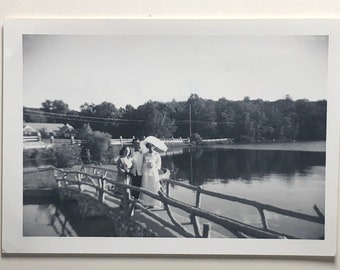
[24,199,119,237]
[161,146,325,239]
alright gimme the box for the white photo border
[2,19,340,256]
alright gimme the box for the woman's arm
[117,158,126,174]
[155,153,161,170]
[131,158,137,175]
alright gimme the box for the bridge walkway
[53,165,325,239]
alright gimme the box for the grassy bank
[23,168,57,189]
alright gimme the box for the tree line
[23,94,327,143]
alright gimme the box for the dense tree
[115,104,140,138]
[23,107,47,123]
[25,100,70,123]
[23,95,327,142]
[134,101,177,138]
[232,99,265,142]
[187,94,217,137]
[215,98,236,138]
[41,99,69,114]
[270,97,299,141]
[79,101,119,136]
[295,99,327,140]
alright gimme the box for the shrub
[23,149,39,167]
[189,133,203,146]
[36,145,81,168]
[78,124,112,164]
[239,135,253,143]
[50,145,81,168]
[86,131,112,163]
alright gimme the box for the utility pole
[189,104,192,136]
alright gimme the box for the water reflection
[24,204,77,236]
[24,200,118,237]
[163,148,325,185]
[162,147,325,239]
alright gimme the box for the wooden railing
[162,179,324,238]
[53,165,324,239]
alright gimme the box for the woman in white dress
[140,142,162,208]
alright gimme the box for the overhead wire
[24,109,230,125]
[23,109,144,125]
[23,109,145,122]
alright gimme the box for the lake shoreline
[23,141,325,190]
[193,140,326,152]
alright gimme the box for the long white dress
[140,151,162,208]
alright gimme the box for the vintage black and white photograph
[3,19,340,255]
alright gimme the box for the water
[161,144,325,239]
[24,204,77,237]
[24,200,119,237]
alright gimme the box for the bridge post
[258,208,268,230]
[122,186,130,216]
[98,176,104,203]
[190,214,202,237]
[196,186,202,208]
[202,223,211,238]
[76,173,82,192]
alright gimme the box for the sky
[23,35,329,111]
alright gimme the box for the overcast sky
[23,35,328,110]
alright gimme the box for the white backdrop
[1,1,340,269]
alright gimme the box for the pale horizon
[23,35,329,111]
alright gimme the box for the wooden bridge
[53,165,325,238]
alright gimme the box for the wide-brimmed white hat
[141,136,168,152]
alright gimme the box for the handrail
[52,165,324,239]
[80,165,117,174]
[157,190,292,239]
[160,178,324,224]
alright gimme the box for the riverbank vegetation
[23,168,57,189]
[24,94,326,143]
[24,124,117,167]
[23,145,81,168]
[78,124,115,164]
